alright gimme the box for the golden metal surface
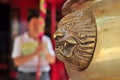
[55,0,120,80]
[80,0,120,80]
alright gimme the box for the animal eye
[64,42,69,47]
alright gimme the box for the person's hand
[41,42,48,54]
[34,41,48,56]
[34,45,41,56]
[34,43,43,56]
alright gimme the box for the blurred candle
[39,0,47,36]
[36,0,47,80]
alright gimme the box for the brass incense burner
[54,0,120,80]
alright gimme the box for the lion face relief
[54,9,97,71]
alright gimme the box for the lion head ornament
[55,0,120,80]
[54,9,97,72]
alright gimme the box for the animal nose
[54,31,64,39]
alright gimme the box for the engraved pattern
[55,9,97,71]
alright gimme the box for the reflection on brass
[55,0,120,80]
[62,0,100,16]
[55,9,97,71]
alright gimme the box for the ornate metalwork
[55,0,120,80]
[54,9,97,71]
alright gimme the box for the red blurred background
[0,0,69,80]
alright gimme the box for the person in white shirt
[11,12,55,80]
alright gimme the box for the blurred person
[11,9,20,39]
[11,12,55,80]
